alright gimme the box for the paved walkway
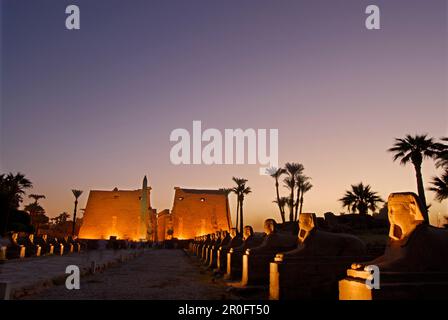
[0,249,143,299]
[22,250,231,300]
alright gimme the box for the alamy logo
[170,121,279,175]
[365,265,380,289]
[65,265,80,290]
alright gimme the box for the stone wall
[168,188,232,240]
[79,188,152,241]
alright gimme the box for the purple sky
[1,0,447,230]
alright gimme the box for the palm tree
[29,194,46,204]
[267,167,286,223]
[298,181,313,216]
[294,175,310,220]
[284,163,304,221]
[429,169,448,202]
[231,177,247,233]
[339,182,384,215]
[273,196,288,218]
[51,212,70,226]
[388,134,442,222]
[24,200,48,234]
[238,184,252,234]
[71,189,83,236]
[0,172,33,236]
[435,137,448,168]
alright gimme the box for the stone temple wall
[78,188,152,241]
[168,188,232,240]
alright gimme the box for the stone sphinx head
[243,225,254,240]
[10,232,19,244]
[264,219,277,236]
[29,234,34,242]
[388,193,425,241]
[298,213,317,243]
[230,228,238,238]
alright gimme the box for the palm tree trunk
[235,197,240,232]
[299,194,304,215]
[239,198,244,234]
[72,199,78,236]
[294,186,301,221]
[289,185,294,222]
[275,179,285,223]
[414,164,429,223]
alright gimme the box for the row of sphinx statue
[0,233,82,259]
[189,192,448,300]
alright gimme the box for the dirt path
[23,249,231,300]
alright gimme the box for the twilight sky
[1,0,447,230]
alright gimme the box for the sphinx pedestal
[270,256,369,300]
[242,252,277,286]
[225,251,243,280]
[339,269,448,300]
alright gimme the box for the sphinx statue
[350,192,448,272]
[225,226,263,280]
[269,213,368,299]
[199,234,211,260]
[21,234,41,257]
[276,213,366,261]
[62,236,75,254]
[247,219,297,255]
[208,231,229,268]
[242,219,297,286]
[230,226,261,253]
[340,192,448,300]
[195,235,205,256]
[5,232,26,259]
[221,228,242,252]
[216,228,243,272]
[202,233,216,263]
[49,237,64,256]
[35,234,53,255]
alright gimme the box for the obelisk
[139,175,149,240]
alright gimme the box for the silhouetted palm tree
[29,194,46,204]
[0,172,32,235]
[231,177,247,233]
[298,181,313,216]
[435,137,448,168]
[294,175,310,220]
[267,167,286,223]
[238,184,251,234]
[284,163,304,221]
[388,134,442,222]
[24,202,45,215]
[339,182,383,215]
[71,189,83,236]
[429,169,448,202]
[273,196,288,218]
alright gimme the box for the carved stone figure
[5,233,26,259]
[242,219,297,285]
[340,193,448,300]
[269,213,367,299]
[225,226,263,280]
[217,228,242,272]
[276,213,366,261]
